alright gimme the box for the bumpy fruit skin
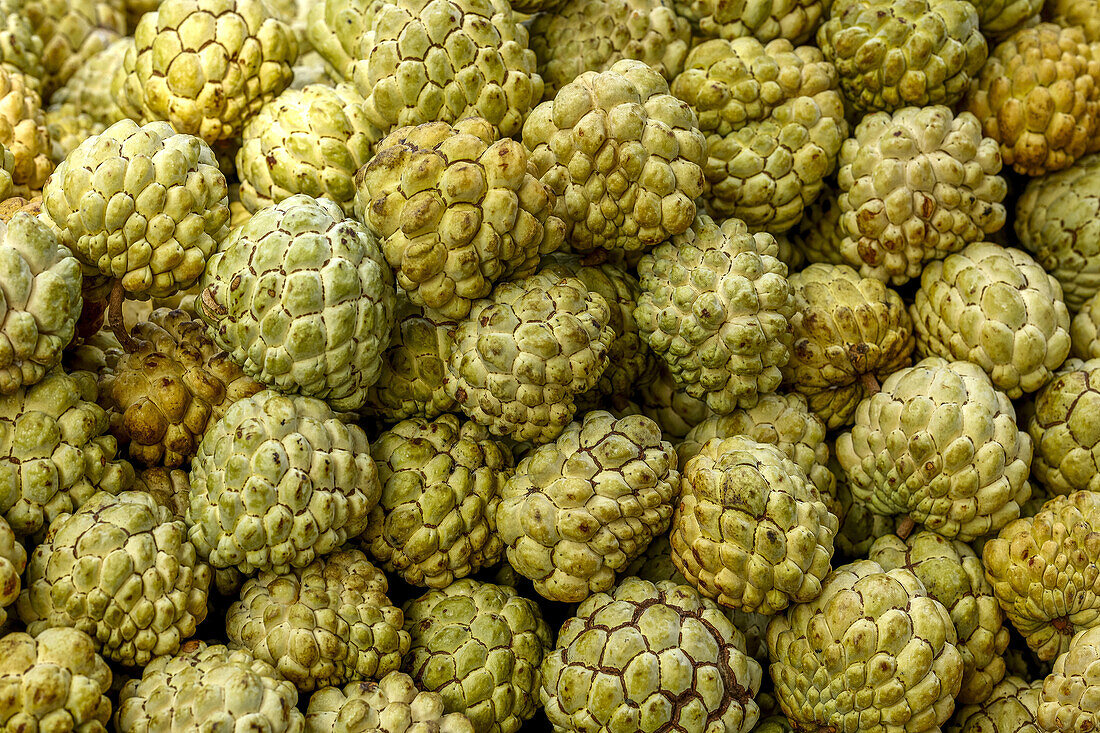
[201,195,396,412]
[983,491,1100,662]
[43,119,230,299]
[522,59,706,253]
[0,0,43,87]
[670,38,846,233]
[365,415,510,588]
[964,24,1100,176]
[1028,359,1100,496]
[132,467,190,517]
[97,308,264,468]
[0,212,82,395]
[783,263,914,428]
[1038,625,1100,733]
[306,673,476,733]
[361,297,458,421]
[541,255,655,407]
[45,36,127,131]
[671,435,837,614]
[303,0,374,83]
[444,270,613,445]
[0,68,53,190]
[403,579,552,733]
[631,362,713,440]
[0,628,112,732]
[354,117,563,320]
[497,411,677,602]
[635,214,795,415]
[527,0,691,97]
[227,549,410,692]
[237,84,381,216]
[1016,153,1100,312]
[349,0,541,140]
[0,369,134,539]
[768,560,964,733]
[542,577,763,733]
[121,0,298,143]
[817,0,986,114]
[0,515,23,629]
[1045,0,1100,42]
[116,642,305,732]
[186,389,380,575]
[869,532,1009,705]
[838,106,1007,285]
[679,392,834,500]
[911,243,1071,398]
[950,676,1042,733]
[674,0,823,43]
[836,357,1032,541]
[787,186,847,266]
[19,0,126,96]
[1072,293,1100,359]
[832,458,898,559]
[18,490,211,666]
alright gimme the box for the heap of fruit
[3,0,1100,731]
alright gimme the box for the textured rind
[1072,292,1100,359]
[832,458,898,559]
[17,490,211,667]
[522,59,706,253]
[838,106,1007,285]
[497,410,678,603]
[836,357,1033,542]
[629,362,714,441]
[349,0,541,140]
[364,415,511,588]
[787,185,848,266]
[817,0,987,114]
[869,532,1009,705]
[541,577,763,733]
[911,242,1072,398]
[237,84,381,216]
[983,491,1100,662]
[541,255,656,407]
[1045,0,1100,42]
[767,560,964,733]
[0,67,53,190]
[46,36,128,132]
[121,0,298,143]
[444,270,613,445]
[19,0,126,96]
[226,549,410,692]
[635,214,795,415]
[403,579,552,733]
[132,467,190,517]
[200,194,396,412]
[0,515,23,628]
[948,676,1042,733]
[964,24,1100,176]
[528,0,691,97]
[0,212,82,395]
[0,0,44,86]
[186,389,379,575]
[43,118,230,299]
[671,436,837,614]
[116,642,305,732]
[965,0,1042,36]
[677,391,835,500]
[1038,625,1100,732]
[673,0,824,43]
[360,296,459,421]
[304,0,381,83]
[305,673,476,733]
[97,308,265,468]
[354,117,563,321]
[1028,359,1100,497]
[783,263,915,428]
[671,37,847,233]
[0,628,112,732]
[1016,153,1100,312]
[0,368,134,539]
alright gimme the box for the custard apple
[305,673,475,733]
[1027,358,1100,497]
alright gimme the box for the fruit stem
[108,280,139,353]
[895,516,915,540]
[860,371,880,397]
